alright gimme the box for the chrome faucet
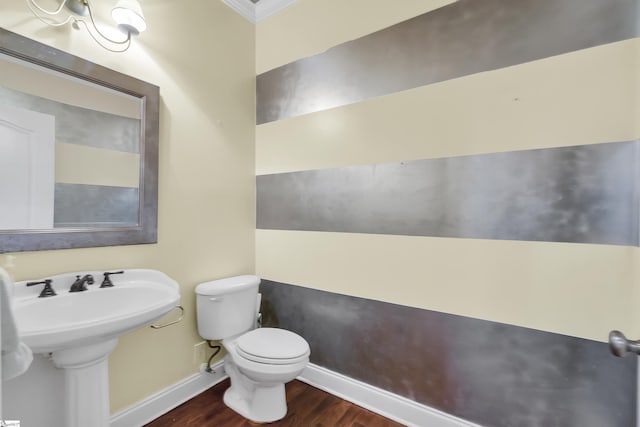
[69,274,94,292]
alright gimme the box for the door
[0,105,55,230]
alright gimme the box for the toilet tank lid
[195,275,260,296]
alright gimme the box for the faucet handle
[26,279,56,298]
[101,270,124,288]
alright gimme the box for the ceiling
[223,0,297,23]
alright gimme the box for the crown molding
[223,0,297,24]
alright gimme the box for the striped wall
[257,141,640,246]
[260,280,637,427]
[256,0,639,124]
[54,184,139,228]
[255,0,457,75]
[255,0,640,425]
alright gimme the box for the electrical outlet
[193,341,207,364]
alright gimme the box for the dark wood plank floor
[145,379,405,427]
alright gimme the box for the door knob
[608,330,640,357]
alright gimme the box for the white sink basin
[13,269,180,354]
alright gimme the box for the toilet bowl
[222,328,309,422]
[195,275,310,423]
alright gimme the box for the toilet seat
[236,328,310,365]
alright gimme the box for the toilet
[195,275,310,423]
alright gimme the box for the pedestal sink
[11,269,181,427]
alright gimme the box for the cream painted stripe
[0,53,140,119]
[257,39,639,175]
[256,0,456,74]
[256,229,637,343]
[55,142,140,188]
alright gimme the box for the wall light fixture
[26,0,146,53]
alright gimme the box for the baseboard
[298,363,482,427]
[109,361,480,427]
[110,361,227,427]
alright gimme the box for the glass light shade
[111,0,147,34]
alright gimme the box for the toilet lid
[236,328,310,365]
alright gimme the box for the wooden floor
[145,379,405,427]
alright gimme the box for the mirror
[0,28,159,253]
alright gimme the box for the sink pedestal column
[51,339,119,427]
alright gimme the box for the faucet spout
[69,274,94,292]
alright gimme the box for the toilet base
[223,356,287,423]
[223,383,287,423]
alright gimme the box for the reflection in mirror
[0,52,142,230]
[0,28,159,253]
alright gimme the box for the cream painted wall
[255,1,640,343]
[0,0,255,414]
[256,230,637,342]
[55,143,139,187]
[0,54,140,118]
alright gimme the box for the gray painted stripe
[260,280,637,427]
[256,0,639,124]
[54,183,139,227]
[257,141,640,246]
[0,86,140,153]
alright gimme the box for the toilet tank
[195,275,261,340]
